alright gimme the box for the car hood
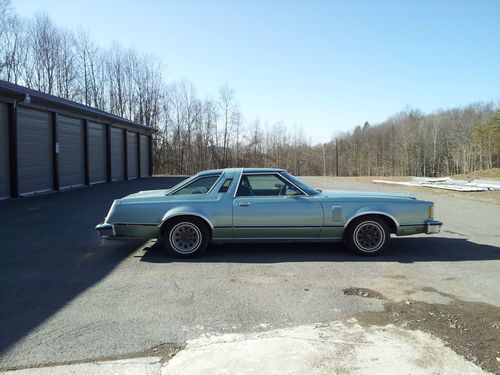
[317,189,416,200]
[122,189,169,200]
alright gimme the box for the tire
[344,215,390,256]
[161,217,210,258]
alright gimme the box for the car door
[232,173,323,238]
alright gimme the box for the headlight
[428,204,434,219]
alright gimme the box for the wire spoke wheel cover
[169,222,202,254]
[353,220,385,253]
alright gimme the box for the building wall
[0,98,152,199]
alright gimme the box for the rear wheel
[345,216,390,256]
[161,217,209,258]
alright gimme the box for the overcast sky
[12,0,500,143]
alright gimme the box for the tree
[28,13,62,94]
[217,84,239,168]
[1,4,498,177]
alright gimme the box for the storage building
[0,80,154,199]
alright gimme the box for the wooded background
[1,1,499,177]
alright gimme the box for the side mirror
[285,188,298,197]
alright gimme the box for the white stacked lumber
[372,177,500,192]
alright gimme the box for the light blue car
[96,168,442,257]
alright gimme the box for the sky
[12,0,500,143]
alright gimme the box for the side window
[174,175,220,195]
[218,178,233,193]
[236,174,301,196]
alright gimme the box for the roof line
[0,80,154,132]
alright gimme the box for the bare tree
[1,4,498,177]
[28,13,62,94]
[0,10,26,83]
[217,84,239,168]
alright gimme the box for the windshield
[281,172,319,195]
[173,175,220,195]
[164,174,197,195]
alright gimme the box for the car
[96,168,442,257]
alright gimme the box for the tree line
[334,105,500,177]
[1,0,498,177]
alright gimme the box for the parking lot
[0,176,499,373]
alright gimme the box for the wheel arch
[344,211,399,234]
[160,212,214,238]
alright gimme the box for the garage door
[17,107,52,195]
[0,102,9,199]
[110,127,124,181]
[88,122,106,184]
[140,135,149,177]
[127,131,138,179]
[58,115,84,189]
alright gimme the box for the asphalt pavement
[0,176,498,373]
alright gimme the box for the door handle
[238,202,251,206]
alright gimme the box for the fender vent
[332,206,342,222]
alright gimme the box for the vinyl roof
[0,80,154,133]
[198,168,286,175]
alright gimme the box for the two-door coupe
[96,168,442,257]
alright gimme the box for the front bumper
[95,222,114,238]
[425,220,442,234]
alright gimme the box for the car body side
[97,168,441,242]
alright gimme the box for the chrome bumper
[425,220,442,234]
[95,222,114,238]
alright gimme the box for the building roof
[0,80,154,134]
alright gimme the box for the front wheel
[161,218,209,258]
[345,216,390,256]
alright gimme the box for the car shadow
[140,237,500,264]
[0,176,187,357]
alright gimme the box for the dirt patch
[147,343,185,364]
[385,274,407,280]
[351,287,500,374]
[442,277,456,281]
[343,287,386,299]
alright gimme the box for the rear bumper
[95,223,115,238]
[425,220,442,234]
